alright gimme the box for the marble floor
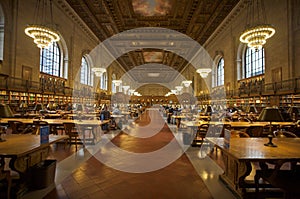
[22,110,238,199]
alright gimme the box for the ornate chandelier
[239,0,275,50]
[239,25,275,49]
[25,0,60,49]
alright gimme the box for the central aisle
[46,109,214,199]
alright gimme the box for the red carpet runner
[46,109,213,199]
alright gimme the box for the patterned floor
[22,109,236,199]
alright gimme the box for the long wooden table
[206,137,300,198]
[0,118,110,145]
[0,134,68,196]
[181,120,296,129]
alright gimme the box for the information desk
[206,137,300,198]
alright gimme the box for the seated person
[100,105,111,131]
[112,106,121,115]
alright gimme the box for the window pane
[80,57,88,85]
[217,58,224,86]
[244,47,265,78]
[40,42,61,77]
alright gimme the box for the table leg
[219,152,252,197]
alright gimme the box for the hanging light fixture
[239,0,275,50]
[196,68,212,78]
[92,68,106,77]
[128,89,135,95]
[25,0,60,49]
[182,80,192,87]
[175,86,183,91]
[122,85,130,94]
[112,80,122,86]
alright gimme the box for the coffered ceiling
[65,0,240,84]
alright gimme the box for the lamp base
[264,135,277,147]
[264,142,277,147]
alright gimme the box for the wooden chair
[193,124,209,146]
[238,117,251,122]
[63,122,80,151]
[222,117,232,122]
[255,161,300,198]
[32,120,49,135]
[207,124,230,138]
[255,132,298,197]
[230,130,250,138]
[246,126,264,137]
[0,158,11,199]
[273,130,297,138]
[8,121,26,134]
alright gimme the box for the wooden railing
[198,77,300,99]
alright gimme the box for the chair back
[238,117,251,122]
[274,130,297,138]
[63,122,78,136]
[8,121,25,134]
[33,120,49,134]
[246,126,264,137]
[231,130,250,138]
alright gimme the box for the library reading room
[0,0,299,198]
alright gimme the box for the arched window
[111,73,116,93]
[80,57,90,85]
[40,42,61,77]
[244,47,265,78]
[216,58,224,86]
[101,72,107,90]
[0,5,5,61]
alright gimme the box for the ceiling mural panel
[132,0,171,16]
[66,0,240,86]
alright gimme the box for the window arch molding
[101,72,107,90]
[212,52,224,87]
[39,34,69,79]
[80,53,94,86]
[237,43,265,80]
[236,43,247,81]
[58,36,69,79]
[0,4,4,61]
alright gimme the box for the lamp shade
[204,105,213,114]
[258,107,284,122]
[245,106,258,113]
[76,104,84,112]
[0,104,14,118]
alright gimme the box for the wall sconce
[196,68,212,78]
[182,80,192,87]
